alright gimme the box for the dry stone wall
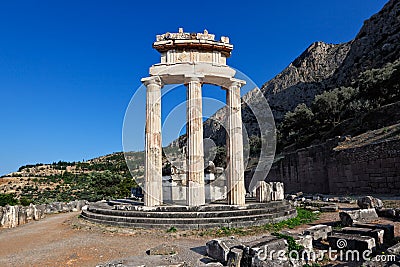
[267,138,400,194]
[0,200,88,228]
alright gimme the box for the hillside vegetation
[0,152,142,205]
[279,59,400,151]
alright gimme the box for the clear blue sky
[0,0,387,175]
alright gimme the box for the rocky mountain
[260,41,351,121]
[333,0,400,86]
[200,0,399,146]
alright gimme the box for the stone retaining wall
[267,138,400,194]
[0,200,88,228]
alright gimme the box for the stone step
[106,200,289,213]
[81,208,296,225]
[80,208,297,230]
[87,205,291,219]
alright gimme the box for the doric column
[186,77,205,206]
[142,76,163,207]
[226,80,246,205]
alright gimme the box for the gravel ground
[0,212,209,267]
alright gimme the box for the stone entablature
[153,28,232,65]
[156,28,219,42]
[159,49,227,65]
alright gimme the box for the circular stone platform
[81,198,297,230]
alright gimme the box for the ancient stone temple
[81,29,295,229]
[142,28,246,207]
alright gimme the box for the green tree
[0,194,18,206]
[20,197,33,206]
[280,103,314,142]
[356,59,400,105]
[212,146,226,168]
[249,135,262,156]
[312,87,357,125]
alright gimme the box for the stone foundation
[81,199,296,230]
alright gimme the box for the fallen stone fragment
[303,224,332,241]
[376,208,397,219]
[304,206,319,211]
[339,208,378,226]
[241,236,288,265]
[353,223,395,243]
[286,194,297,201]
[387,242,400,256]
[357,196,384,210]
[338,197,356,204]
[328,233,376,252]
[320,204,338,212]
[147,244,178,255]
[206,237,243,264]
[341,227,384,246]
[227,247,243,267]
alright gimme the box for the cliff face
[333,0,400,85]
[200,0,399,146]
[260,41,351,121]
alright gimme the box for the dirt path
[0,212,207,267]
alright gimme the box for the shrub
[0,194,18,206]
[166,226,177,233]
[20,197,33,206]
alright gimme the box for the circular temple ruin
[82,29,296,229]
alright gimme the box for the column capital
[229,78,246,88]
[184,75,204,84]
[222,78,246,90]
[141,76,163,87]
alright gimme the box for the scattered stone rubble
[357,196,384,209]
[339,208,379,226]
[206,222,399,266]
[284,192,355,212]
[205,195,400,266]
[0,200,88,228]
[206,236,299,267]
[377,208,400,220]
